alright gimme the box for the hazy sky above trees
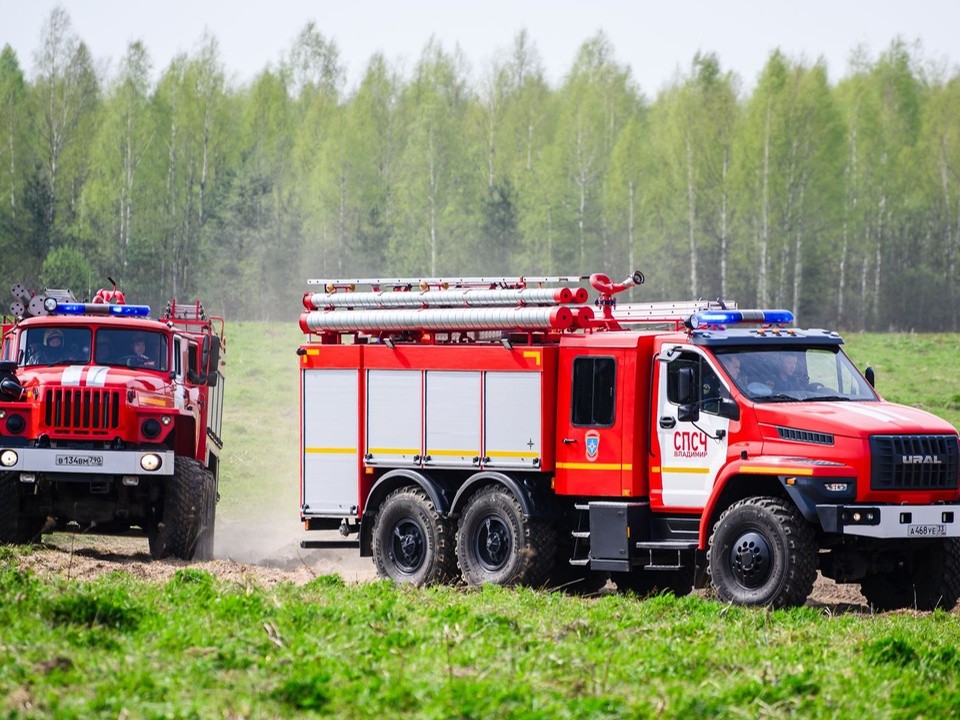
[4,0,958,93]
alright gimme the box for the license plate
[56,454,104,468]
[908,524,946,537]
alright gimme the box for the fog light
[852,512,862,522]
[19,473,35,483]
[142,419,162,439]
[824,482,848,492]
[122,475,140,486]
[0,449,18,467]
[140,453,162,471]
[161,416,172,426]
[5,414,25,434]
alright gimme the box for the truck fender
[359,468,449,556]
[450,471,543,518]
[697,461,793,549]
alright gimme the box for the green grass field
[3,328,960,718]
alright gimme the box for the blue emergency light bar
[54,302,151,317]
[690,309,794,329]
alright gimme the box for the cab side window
[572,356,616,427]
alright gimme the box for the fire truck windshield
[21,327,91,366]
[715,347,878,403]
[20,327,169,371]
[94,329,169,370]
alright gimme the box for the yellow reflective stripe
[304,447,356,454]
[660,466,711,475]
[522,351,541,366]
[742,466,815,476]
[556,462,632,471]
[486,450,539,459]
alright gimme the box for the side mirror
[0,377,23,400]
[203,336,221,387]
[865,366,875,388]
[678,403,700,423]
[676,366,699,422]
[716,398,740,421]
[677,366,696,404]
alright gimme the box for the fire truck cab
[0,285,225,560]
[298,271,960,609]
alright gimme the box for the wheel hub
[729,531,772,588]
[391,519,425,573]
[476,515,511,571]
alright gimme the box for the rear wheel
[0,472,44,545]
[456,485,556,587]
[707,496,817,608]
[860,539,960,611]
[149,458,210,560]
[372,486,457,586]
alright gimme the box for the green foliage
[4,10,960,329]
[39,246,94,294]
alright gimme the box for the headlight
[0,449,19,467]
[140,453,162,471]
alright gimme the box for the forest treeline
[1,8,959,329]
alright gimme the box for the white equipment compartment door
[302,369,358,515]
[425,371,481,467]
[484,372,541,469]
[366,370,422,465]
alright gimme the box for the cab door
[651,348,731,510]
[554,348,625,497]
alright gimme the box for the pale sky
[2,1,958,95]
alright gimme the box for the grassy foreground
[2,563,960,719]
[2,328,960,718]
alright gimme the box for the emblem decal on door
[585,430,600,461]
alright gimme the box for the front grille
[43,388,121,434]
[870,435,960,491]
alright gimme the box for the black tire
[148,457,210,560]
[707,496,817,608]
[372,486,457,586]
[860,539,960,611]
[456,485,556,587]
[0,471,44,545]
[614,564,695,598]
[193,468,217,561]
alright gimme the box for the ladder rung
[571,531,590,539]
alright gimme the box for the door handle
[562,438,577,445]
[659,416,676,429]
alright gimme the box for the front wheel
[456,485,556,587]
[372,486,457,586]
[860,539,960,611]
[707,496,817,608]
[149,458,213,560]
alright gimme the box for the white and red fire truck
[0,283,225,560]
[297,271,960,609]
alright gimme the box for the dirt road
[11,525,872,612]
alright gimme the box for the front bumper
[817,504,960,539]
[0,447,175,476]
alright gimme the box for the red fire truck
[0,284,225,560]
[297,271,960,609]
